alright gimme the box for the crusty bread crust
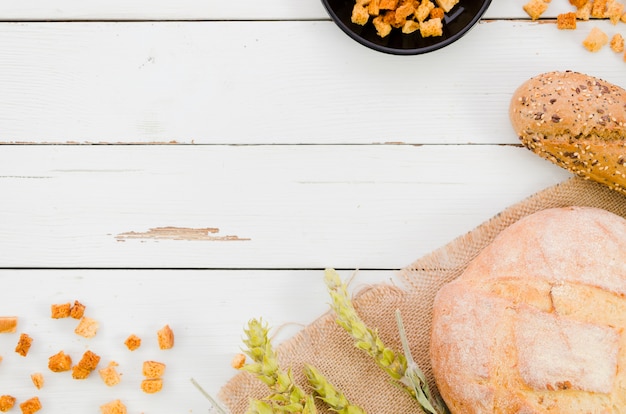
[431,207,626,413]
[509,71,626,194]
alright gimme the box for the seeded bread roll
[430,206,626,413]
[509,71,626,194]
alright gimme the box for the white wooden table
[0,1,623,412]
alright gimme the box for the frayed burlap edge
[218,177,626,414]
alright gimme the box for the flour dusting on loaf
[431,206,626,413]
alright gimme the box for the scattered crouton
[583,26,609,51]
[415,0,435,22]
[576,1,593,19]
[611,33,625,51]
[157,324,174,350]
[430,7,445,19]
[351,4,370,25]
[51,303,71,319]
[19,397,41,414]
[591,0,608,17]
[70,301,86,319]
[0,396,16,413]
[100,399,127,414]
[124,334,141,351]
[99,361,122,387]
[15,333,33,357]
[141,378,164,394]
[523,0,549,20]
[75,316,99,338]
[48,350,72,372]
[569,0,588,8]
[0,317,18,334]
[31,372,44,389]
[72,350,101,379]
[557,12,577,29]
[142,361,166,378]
[231,353,246,369]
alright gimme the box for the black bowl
[321,0,492,55]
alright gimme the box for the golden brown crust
[431,207,626,413]
[15,333,33,357]
[31,372,44,389]
[141,378,164,394]
[0,317,18,334]
[51,303,71,319]
[142,360,166,378]
[124,334,141,351]
[0,396,16,412]
[509,71,626,194]
[48,350,72,372]
[100,399,127,414]
[19,396,41,414]
[70,300,86,319]
[99,361,122,386]
[74,316,99,338]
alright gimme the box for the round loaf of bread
[430,206,626,413]
[509,71,626,194]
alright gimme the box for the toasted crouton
[420,17,443,37]
[51,303,71,319]
[157,324,174,350]
[124,334,141,351]
[15,333,33,357]
[100,400,127,414]
[75,316,99,338]
[0,396,16,412]
[611,33,624,51]
[0,317,18,334]
[31,373,44,389]
[402,19,421,33]
[141,378,164,394]
[523,0,549,19]
[368,0,381,15]
[576,0,593,18]
[351,4,370,25]
[72,350,101,379]
[48,350,72,372]
[435,0,458,12]
[591,0,608,17]
[70,300,86,319]
[606,0,625,23]
[379,0,399,9]
[19,397,41,414]
[415,0,435,22]
[557,12,577,29]
[569,0,587,7]
[142,360,166,378]
[99,361,122,387]
[583,26,609,51]
[430,7,445,19]
[231,353,246,369]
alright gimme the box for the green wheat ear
[303,364,366,414]
[324,268,449,414]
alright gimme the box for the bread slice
[509,71,626,195]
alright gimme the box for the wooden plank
[0,0,594,20]
[0,20,624,145]
[0,268,393,413]
[0,144,571,269]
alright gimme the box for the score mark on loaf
[430,206,626,413]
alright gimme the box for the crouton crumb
[157,325,174,350]
[100,399,127,414]
[124,334,141,351]
[0,395,16,412]
[19,397,41,414]
[74,316,99,338]
[31,372,44,389]
[15,333,33,357]
[231,353,246,369]
[48,350,72,372]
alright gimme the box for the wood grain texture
[0,20,625,144]
[0,144,571,268]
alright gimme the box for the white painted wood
[0,0,598,20]
[0,269,393,413]
[0,144,571,269]
[0,20,625,144]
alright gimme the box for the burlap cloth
[218,177,626,414]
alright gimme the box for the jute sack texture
[219,177,626,414]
